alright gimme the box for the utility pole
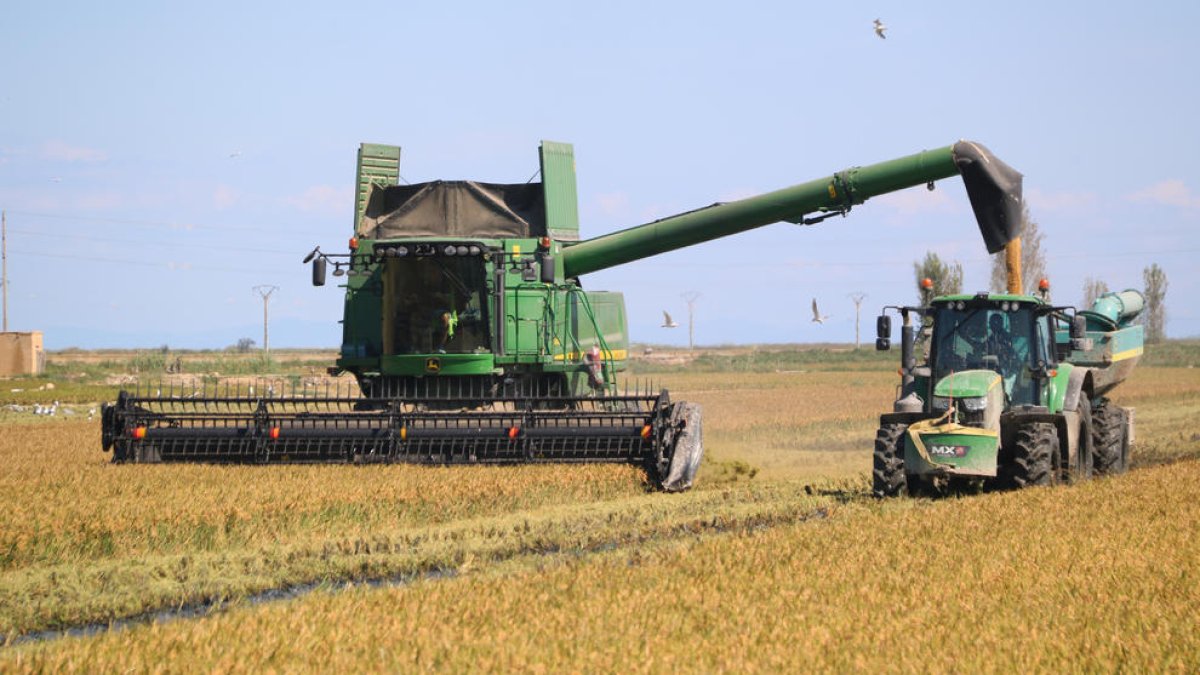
[252,285,278,358]
[681,291,701,351]
[2,210,7,332]
[849,292,867,350]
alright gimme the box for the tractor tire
[1067,397,1095,484]
[1092,398,1129,475]
[660,402,703,492]
[872,423,908,498]
[1004,421,1060,488]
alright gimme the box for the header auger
[102,139,1022,491]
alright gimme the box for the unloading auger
[101,139,1022,491]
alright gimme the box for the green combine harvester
[102,139,1023,491]
[873,283,1143,496]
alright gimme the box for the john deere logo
[425,358,441,373]
[930,444,969,458]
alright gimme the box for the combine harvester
[873,267,1143,496]
[102,139,1023,491]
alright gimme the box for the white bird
[661,311,679,328]
[874,18,887,39]
[811,299,830,324]
[229,150,242,158]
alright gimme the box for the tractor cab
[926,295,1056,411]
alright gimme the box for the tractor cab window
[931,305,1037,404]
[382,256,489,355]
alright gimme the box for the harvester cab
[873,286,1144,496]
[102,137,1026,493]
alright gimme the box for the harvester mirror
[312,257,327,286]
[875,315,892,351]
[539,255,556,284]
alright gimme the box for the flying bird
[228,150,242,158]
[811,299,830,324]
[873,18,887,39]
[661,311,679,328]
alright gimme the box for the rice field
[1,355,1198,671]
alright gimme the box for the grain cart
[872,286,1143,496]
[102,139,1022,491]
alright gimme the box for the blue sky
[2,1,1197,349]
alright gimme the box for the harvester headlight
[456,245,469,256]
[444,245,457,256]
[932,396,952,411]
[960,396,988,412]
[395,246,408,257]
[468,245,481,256]
[955,301,966,310]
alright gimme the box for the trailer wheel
[659,402,703,492]
[1067,397,1094,484]
[872,423,907,498]
[1005,421,1059,488]
[1092,398,1128,475]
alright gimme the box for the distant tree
[1082,277,1110,309]
[1143,263,1168,343]
[989,204,1047,294]
[235,337,257,353]
[914,251,963,302]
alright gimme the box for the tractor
[873,282,1142,496]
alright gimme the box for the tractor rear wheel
[1004,421,1059,488]
[872,423,907,498]
[1092,398,1129,475]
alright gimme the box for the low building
[0,331,45,376]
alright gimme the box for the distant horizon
[33,336,1200,354]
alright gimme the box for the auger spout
[561,140,1022,278]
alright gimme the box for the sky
[2,1,1198,349]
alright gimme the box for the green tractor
[872,286,1143,496]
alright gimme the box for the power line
[5,227,302,256]
[6,248,297,276]
[3,209,330,238]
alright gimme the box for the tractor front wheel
[1004,421,1060,488]
[1092,398,1129,475]
[872,423,908,498]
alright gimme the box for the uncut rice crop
[0,422,646,571]
[9,459,1198,672]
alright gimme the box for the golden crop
[0,363,1197,670]
[8,458,1199,672]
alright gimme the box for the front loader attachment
[100,380,702,491]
